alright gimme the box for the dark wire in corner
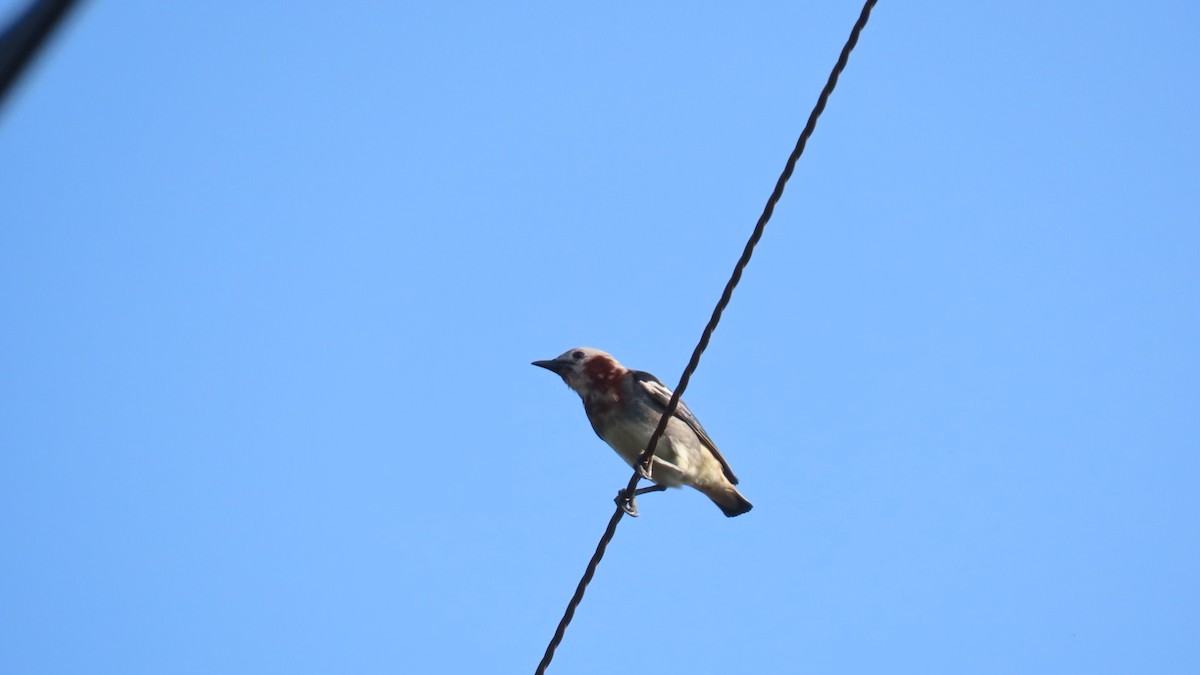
[0,0,81,111]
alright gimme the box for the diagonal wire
[0,0,81,111]
[535,1,878,673]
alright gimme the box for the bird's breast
[586,398,656,454]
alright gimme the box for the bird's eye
[572,351,585,361]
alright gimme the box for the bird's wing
[631,370,739,484]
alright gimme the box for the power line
[0,0,81,111]
[534,1,880,673]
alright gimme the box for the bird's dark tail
[703,484,753,517]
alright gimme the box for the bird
[532,347,752,517]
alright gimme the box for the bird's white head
[532,347,627,397]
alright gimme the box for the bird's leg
[633,484,668,497]
[637,461,654,481]
[615,484,668,517]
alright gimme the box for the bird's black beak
[532,359,568,375]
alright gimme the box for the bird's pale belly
[595,414,708,488]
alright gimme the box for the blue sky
[2,2,1197,673]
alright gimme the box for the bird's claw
[615,489,640,517]
[637,462,653,481]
